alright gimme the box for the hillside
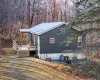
[0,52,88,80]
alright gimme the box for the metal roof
[19,22,67,35]
[30,22,67,35]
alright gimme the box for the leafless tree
[0,0,76,47]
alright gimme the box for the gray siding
[40,25,78,54]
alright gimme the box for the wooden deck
[13,40,36,57]
[17,45,36,57]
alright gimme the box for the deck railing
[13,40,36,51]
[13,40,18,51]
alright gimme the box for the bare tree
[0,0,76,47]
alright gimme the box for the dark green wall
[40,25,78,54]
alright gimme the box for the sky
[63,0,74,6]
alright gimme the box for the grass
[0,48,89,80]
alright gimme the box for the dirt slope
[0,57,88,80]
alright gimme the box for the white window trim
[78,36,82,47]
[50,37,55,44]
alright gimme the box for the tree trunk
[0,33,2,49]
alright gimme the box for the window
[78,42,82,47]
[50,38,55,44]
[78,36,82,47]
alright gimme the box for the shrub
[59,55,64,61]
[72,54,77,60]
[35,55,39,58]
[61,65,74,72]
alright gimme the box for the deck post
[37,36,40,58]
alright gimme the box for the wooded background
[0,0,77,47]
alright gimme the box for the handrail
[13,40,36,51]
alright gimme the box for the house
[15,22,81,60]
